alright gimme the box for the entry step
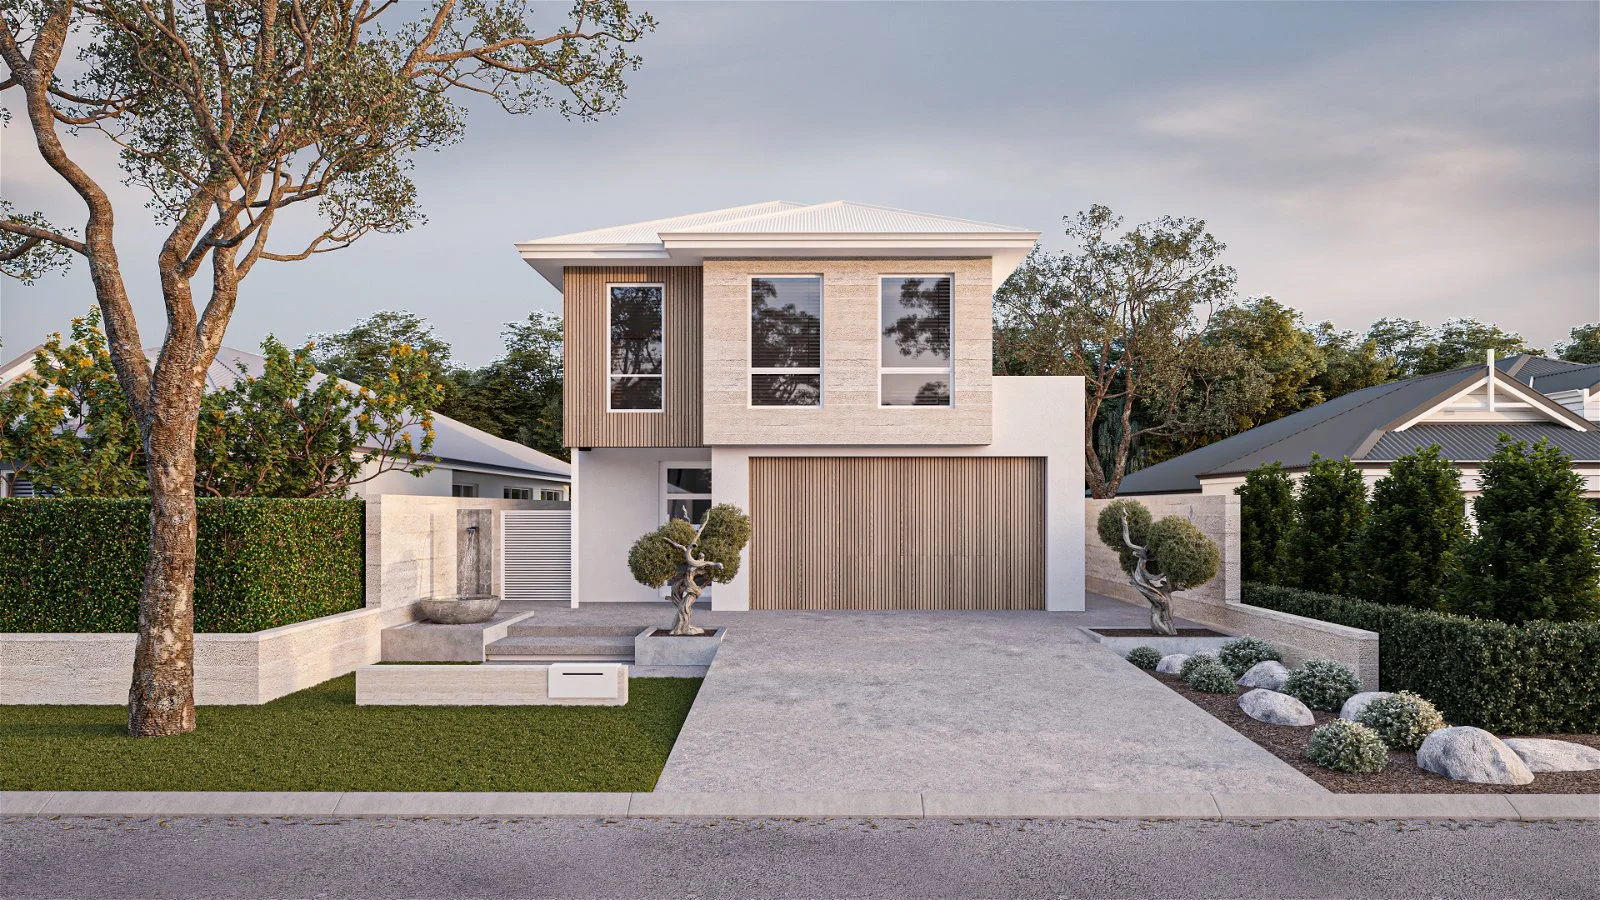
[484,634,636,662]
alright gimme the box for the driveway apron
[654,608,1325,794]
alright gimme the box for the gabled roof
[1527,361,1600,394]
[515,200,1040,289]
[1117,361,1597,494]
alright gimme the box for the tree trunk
[127,388,203,736]
[1147,590,1176,637]
[668,581,706,636]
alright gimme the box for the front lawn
[0,675,700,792]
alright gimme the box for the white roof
[516,200,1040,288]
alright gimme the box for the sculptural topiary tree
[627,504,751,635]
[1096,499,1220,635]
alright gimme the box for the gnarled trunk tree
[0,0,653,736]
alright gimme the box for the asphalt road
[3,816,1597,899]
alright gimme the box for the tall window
[880,275,953,406]
[750,276,822,406]
[608,284,664,411]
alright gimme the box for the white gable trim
[1393,372,1589,432]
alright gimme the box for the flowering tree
[2,310,439,498]
[0,0,651,735]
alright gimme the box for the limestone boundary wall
[2,496,565,705]
[1086,494,1379,688]
[354,663,628,706]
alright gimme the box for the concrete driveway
[655,595,1324,794]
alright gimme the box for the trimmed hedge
[0,498,364,633]
[1244,583,1600,734]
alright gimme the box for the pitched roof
[1117,362,1596,494]
[1526,362,1600,394]
[515,200,1041,288]
[1366,423,1600,461]
[517,201,806,246]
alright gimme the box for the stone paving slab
[6,791,1594,820]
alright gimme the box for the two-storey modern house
[517,201,1084,611]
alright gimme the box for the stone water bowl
[417,595,501,625]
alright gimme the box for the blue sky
[3,1,1597,367]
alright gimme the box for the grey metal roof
[1527,362,1600,394]
[1117,367,1479,494]
[1366,423,1600,462]
[1116,360,1597,494]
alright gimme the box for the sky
[3,1,1597,368]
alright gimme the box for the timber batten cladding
[749,456,1046,610]
[563,266,703,448]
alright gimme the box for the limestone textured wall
[3,496,570,705]
[1086,493,1379,688]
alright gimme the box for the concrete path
[655,598,1326,794]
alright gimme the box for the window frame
[451,483,479,498]
[604,281,667,414]
[877,274,956,409]
[539,488,566,501]
[503,487,533,500]
[659,460,713,525]
[747,274,825,409]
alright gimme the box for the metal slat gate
[499,509,572,603]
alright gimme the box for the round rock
[1339,691,1395,722]
[1502,738,1600,773]
[1237,660,1291,691]
[1238,689,1315,726]
[1417,727,1534,785]
[1155,653,1190,675]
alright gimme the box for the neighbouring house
[1117,353,1600,499]
[0,345,570,501]
[516,200,1085,610]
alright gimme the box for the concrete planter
[635,627,724,667]
[1078,627,1235,658]
[380,610,532,662]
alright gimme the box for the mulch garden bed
[1148,671,1600,794]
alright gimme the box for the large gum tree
[0,0,653,736]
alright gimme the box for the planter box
[355,663,628,706]
[1078,626,1235,658]
[635,627,724,667]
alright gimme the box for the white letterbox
[547,663,624,699]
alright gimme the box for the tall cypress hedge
[1354,445,1468,611]
[1235,461,1295,584]
[0,498,365,633]
[1244,582,1600,734]
[1282,454,1368,594]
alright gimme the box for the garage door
[749,457,1045,610]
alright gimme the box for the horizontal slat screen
[750,456,1045,610]
[501,510,572,602]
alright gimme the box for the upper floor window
[608,284,664,411]
[880,275,953,407]
[750,276,822,407]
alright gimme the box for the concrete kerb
[4,791,1595,820]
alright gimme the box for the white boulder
[1238,689,1316,726]
[1339,691,1395,722]
[1502,738,1600,773]
[1417,727,1534,785]
[1155,653,1189,675]
[1238,660,1291,691]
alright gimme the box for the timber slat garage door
[750,457,1045,610]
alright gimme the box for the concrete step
[484,634,636,661]
[503,623,645,638]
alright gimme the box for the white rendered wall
[350,464,453,498]
[574,447,711,603]
[709,376,1085,611]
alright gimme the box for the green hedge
[1244,583,1600,734]
[0,498,365,633]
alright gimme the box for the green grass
[0,675,701,792]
